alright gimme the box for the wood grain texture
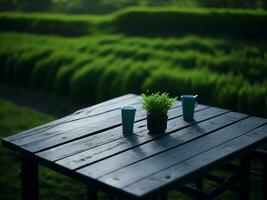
[20,102,183,153]
[99,117,266,189]
[36,104,207,162]
[35,102,188,161]
[4,94,138,143]
[123,124,267,198]
[2,94,267,200]
[57,107,225,170]
[12,97,143,146]
[77,111,245,179]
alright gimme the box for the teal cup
[181,95,198,121]
[121,105,136,134]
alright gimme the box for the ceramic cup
[181,95,198,121]
[121,105,136,134]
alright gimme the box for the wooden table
[2,94,267,200]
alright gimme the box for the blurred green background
[0,0,266,199]
[1,0,267,13]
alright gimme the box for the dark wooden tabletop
[2,94,267,199]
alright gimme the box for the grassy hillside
[0,12,111,36]
[2,0,267,14]
[0,8,267,37]
[0,8,266,117]
[0,32,266,117]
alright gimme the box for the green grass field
[0,8,266,117]
[0,8,267,117]
[0,31,266,117]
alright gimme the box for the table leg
[107,194,116,200]
[21,154,38,200]
[159,193,168,200]
[196,178,203,190]
[87,185,97,200]
[240,155,251,200]
[107,195,115,200]
[263,158,267,200]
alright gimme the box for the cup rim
[121,105,136,110]
[181,94,198,98]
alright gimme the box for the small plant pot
[147,114,167,134]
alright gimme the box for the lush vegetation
[0,12,110,36]
[1,0,267,13]
[114,8,267,37]
[1,8,267,37]
[142,92,177,115]
[0,29,266,117]
[0,8,266,117]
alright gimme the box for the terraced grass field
[0,31,266,117]
[0,8,267,116]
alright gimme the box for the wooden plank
[36,104,207,162]
[71,95,142,119]
[5,94,138,143]
[98,117,266,189]
[11,96,143,146]
[74,94,138,115]
[18,102,183,153]
[76,111,246,179]
[123,124,267,198]
[4,94,138,143]
[12,102,145,147]
[57,107,227,170]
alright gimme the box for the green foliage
[1,0,267,13]
[14,47,53,85]
[0,12,111,36]
[142,68,264,114]
[54,55,93,95]
[30,48,77,90]
[1,8,267,37]
[142,92,177,116]
[236,85,267,116]
[0,29,266,116]
[120,61,152,95]
[16,0,52,12]
[0,98,54,135]
[114,8,267,37]
[70,55,114,103]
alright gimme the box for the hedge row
[1,7,267,37]
[143,69,267,117]
[115,8,267,37]
[0,33,266,116]
[0,13,112,36]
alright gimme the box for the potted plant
[142,92,177,134]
